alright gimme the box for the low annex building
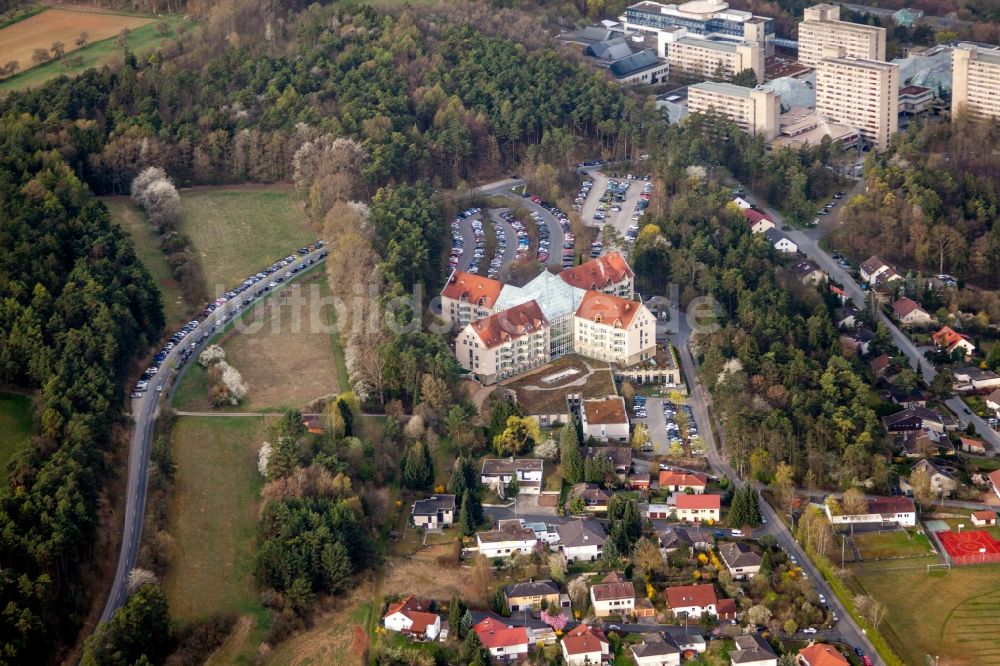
[580,398,631,443]
[824,496,917,527]
[476,521,539,559]
[659,470,707,494]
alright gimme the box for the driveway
[502,194,566,270]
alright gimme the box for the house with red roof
[573,291,656,366]
[589,572,636,618]
[989,469,1000,502]
[474,617,529,661]
[674,493,721,522]
[972,510,997,527]
[659,470,708,494]
[456,300,550,385]
[559,251,634,298]
[664,583,718,617]
[743,208,775,234]
[892,297,931,326]
[932,325,975,358]
[798,641,849,666]
[383,596,441,640]
[441,271,504,329]
[824,496,916,527]
[561,624,609,665]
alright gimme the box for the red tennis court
[936,530,1000,565]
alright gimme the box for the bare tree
[2,61,19,78]
[31,48,50,65]
[75,32,89,48]
[50,41,65,59]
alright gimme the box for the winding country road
[98,247,328,625]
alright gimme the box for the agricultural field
[104,197,192,326]
[0,8,159,91]
[162,415,272,663]
[172,272,345,412]
[0,392,32,483]
[851,529,936,561]
[846,559,1000,665]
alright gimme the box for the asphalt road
[98,246,329,625]
[477,177,566,271]
[732,183,999,454]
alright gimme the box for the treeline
[0,117,164,663]
[833,115,1000,288]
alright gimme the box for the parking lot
[510,193,568,270]
[577,171,651,239]
[631,396,701,457]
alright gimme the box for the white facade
[476,532,538,558]
[563,542,603,562]
[815,50,899,152]
[798,3,886,67]
[591,591,636,617]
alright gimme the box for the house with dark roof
[411,494,456,529]
[729,634,777,666]
[763,228,798,253]
[840,327,874,356]
[899,458,957,498]
[882,406,949,434]
[894,429,945,458]
[582,445,632,477]
[791,259,826,286]
[892,297,931,326]
[503,580,568,612]
[631,634,682,666]
[859,255,894,284]
[590,572,636,617]
[568,483,611,513]
[833,305,858,330]
[609,49,670,84]
[558,520,606,561]
[481,458,543,494]
[718,542,762,580]
[952,366,1000,392]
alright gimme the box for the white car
[803,627,818,635]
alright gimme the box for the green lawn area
[0,392,32,483]
[177,186,315,292]
[846,559,1000,665]
[851,529,936,560]
[0,16,186,94]
[105,196,193,326]
[162,415,271,662]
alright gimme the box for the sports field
[0,392,32,483]
[0,8,152,75]
[177,187,316,292]
[852,529,934,560]
[848,559,1000,665]
[937,529,1000,565]
[162,415,272,662]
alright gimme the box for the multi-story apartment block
[623,0,774,46]
[456,301,550,385]
[573,291,656,366]
[952,43,1000,120]
[797,3,885,68]
[687,81,779,139]
[815,48,899,151]
[440,271,502,330]
[665,32,764,84]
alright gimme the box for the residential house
[791,259,827,286]
[959,436,987,454]
[590,572,636,618]
[582,445,633,477]
[481,458,543,495]
[504,580,569,613]
[932,326,975,358]
[894,429,944,458]
[524,521,561,545]
[859,255,894,284]
[717,598,738,621]
[659,470,708,494]
[986,388,1000,414]
[824,496,917,527]
[718,542,762,580]
[829,284,849,304]
[798,641,849,666]
[561,625,610,666]
[383,597,441,640]
[882,406,948,433]
[568,483,611,513]
[558,520,606,561]
[674,494,721,523]
[477,521,538,558]
[411,494,456,529]
[900,459,957,498]
[887,385,927,408]
[631,634,682,666]
[763,228,798,253]
[972,510,998,527]
[733,196,753,210]
[869,354,891,379]
[892,297,931,326]
[841,327,874,356]
[655,524,713,553]
[743,208,775,234]
[471,610,556,646]
[729,634,778,666]
[630,472,652,490]
[647,503,673,520]
[677,634,708,654]
[665,583,718,617]
[952,366,1000,392]
[580,398,631,443]
[474,617,530,662]
[833,305,859,330]
[988,469,1000,502]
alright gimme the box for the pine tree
[321,541,353,594]
[493,585,509,616]
[459,494,475,535]
[560,422,583,483]
[728,485,747,528]
[449,456,468,498]
[460,609,474,638]
[746,485,762,525]
[421,441,435,488]
[449,596,465,640]
[602,531,621,564]
[463,629,490,666]
[621,499,642,542]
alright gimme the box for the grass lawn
[177,186,315,292]
[851,530,936,560]
[171,271,343,412]
[847,559,1000,665]
[266,598,375,666]
[104,197,193,326]
[162,415,271,662]
[0,14,184,93]
[0,392,32,483]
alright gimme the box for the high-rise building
[815,48,899,151]
[797,4,886,67]
[687,81,780,139]
[664,32,764,84]
[952,43,1000,120]
[623,0,774,46]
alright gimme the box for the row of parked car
[133,241,327,398]
[663,400,698,444]
[448,208,483,273]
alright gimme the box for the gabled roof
[609,49,661,77]
[575,291,643,328]
[469,300,548,349]
[590,574,635,601]
[973,510,997,521]
[743,208,771,226]
[631,635,681,658]
[659,470,707,487]
[866,496,915,516]
[860,255,890,275]
[504,579,561,599]
[582,398,630,426]
[988,468,1000,490]
[792,258,824,277]
[892,297,927,319]
[675,494,721,510]
[562,624,609,656]
[932,325,970,350]
[582,445,632,468]
[799,642,850,666]
[557,519,606,548]
[442,271,503,307]
[883,406,944,428]
[719,541,762,569]
[665,583,717,610]
[570,483,610,503]
[559,251,634,290]
[384,597,438,635]
[913,458,956,480]
[763,227,794,246]
[730,634,777,664]
[474,617,529,650]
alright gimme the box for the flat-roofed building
[623,0,774,47]
[952,43,1000,120]
[667,34,764,84]
[798,3,886,67]
[815,48,899,151]
[688,81,779,139]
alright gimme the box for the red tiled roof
[665,583,717,610]
[583,397,628,425]
[659,471,708,488]
[675,494,721,510]
[474,617,529,650]
[717,598,737,618]
[442,271,503,307]
[799,642,850,666]
[384,596,438,636]
[591,578,635,602]
[559,251,633,290]
[743,208,770,226]
[470,300,548,349]
[575,291,643,328]
[866,497,915,516]
[562,624,608,656]
[972,510,997,521]
[989,469,1000,490]
[892,297,925,319]
[932,326,968,349]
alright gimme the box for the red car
[862,657,873,666]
